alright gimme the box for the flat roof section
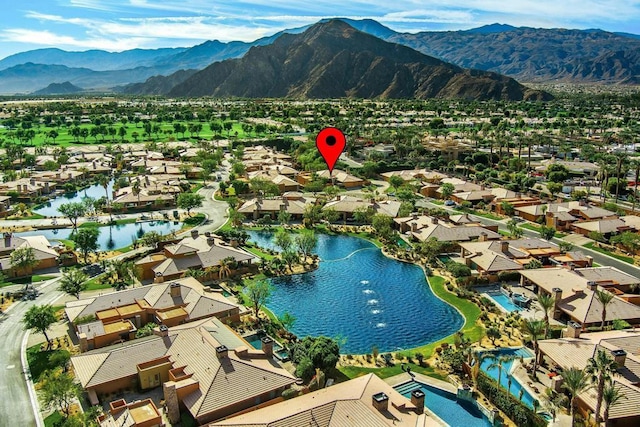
[116,303,144,316]
[103,320,134,335]
[95,308,119,320]
[157,307,188,320]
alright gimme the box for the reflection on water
[246,231,464,354]
[16,220,182,251]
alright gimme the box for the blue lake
[247,230,464,354]
[34,179,115,217]
[16,221,182,251]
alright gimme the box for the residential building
[209,373,437,427]
[458,238,562,280]
[98,398,163,427]
[237,193,315,220]
[323,196,401,221]
[65,276,240,351]
[135,230,256,282]
[395,214,501,243]
[71,317,296,425]
[298,169,367,188]
[0,233,59,277]
[539,330,640,427]
[519,267,640,327]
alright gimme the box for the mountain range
[0,18,637,95]
[165,20,549,101]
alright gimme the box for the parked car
[444,200,455,206]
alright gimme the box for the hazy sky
[1,0,639,59]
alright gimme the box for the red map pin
[316,127,346,173]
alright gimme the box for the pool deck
[477,285,565,324]
[384,372,457,395]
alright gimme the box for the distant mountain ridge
[32,81,83,95]
[384,25,640,83]
[0,18,638,94]
[166,20,550,101]
[0,47,187,71]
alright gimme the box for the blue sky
[1,0,639,59]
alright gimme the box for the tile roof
[65,277,238,323]
[540,331,640,420]
[520,267,640,323]
[74,318,296,420]
[209,373,434,427]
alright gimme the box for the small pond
[16,220,182,251]
[34,179,115,217]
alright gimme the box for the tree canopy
[23,305,58,343]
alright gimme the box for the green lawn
[245,246,275,260]
[584,243,635,264]
[11,213,46,220]
[26,345,70,382]
[0,274,57,288]
[520,223,540,231]
[339,362,447,380]
[84,275,113,291]
[0,120,259,147]
[44,411,63,427]
[182,213,206,228]
[471,211,503,221]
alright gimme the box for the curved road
[0,178,229,427]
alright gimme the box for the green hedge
[476,371,546,427]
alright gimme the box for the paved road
[0,277,64,427]
[0,169,235,427]
[194,181,228,233]
[415,199,640,278]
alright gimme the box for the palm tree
[632,159,640,213]
[218,258,231,279]
[602,382,626,426]
[538,293,555,338]
[595,289,615,330]
[488,354,516,388]
[521,319,545,377]
[487,355,505,387]
[586,349,619,424]
[98,174,112,223]
[562,367,593,427]
[614,152,627,203]
[132,180,141,207]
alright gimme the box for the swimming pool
[487,292,521,313]
[243,331,289,361]
[247,231,464,354]
[395,381,492,427]
[480,347,537,409]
